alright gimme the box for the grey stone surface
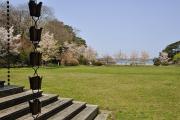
[0,90,42,110]
[0,85,24,97]
[94,110,110,120]
[17,98,73,120]
[0,89,109,120]
[71,104,99,120]
[48,101,86,120]
[0,94,58,120]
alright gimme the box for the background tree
[114,50,125,62]
[163,41,180,58]
[83,47,97,64]
[173,53,180,64]
[130,51,138,65]
[0,27,21,57]
[159,52,169,66]
[76,46,88,65]
[39,32,58,63]
[153,58,161,66]
[114,50,128,64]
[140,51,149,65]
[60,42,81,65]
[102,55,116,65]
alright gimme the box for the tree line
[101,50,150,66]
[0,2,97,67]
[1,2,178,67]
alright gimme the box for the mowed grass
[0,66,180,120]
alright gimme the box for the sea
[116,59,154,65]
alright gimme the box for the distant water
[116,59,154,65]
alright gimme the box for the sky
[11,0,180,58]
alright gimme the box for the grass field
[0,66,179,120]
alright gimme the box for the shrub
[65,59,79,66]
[173,53,180,64]
[78,55,89,65]
[47,63,59,67]
[153,58,161,66]
[19,52,29,65]
[0,58,6,67]
[93,61,104,66]
[161,61,169,66]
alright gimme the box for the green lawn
[0,66,180,120]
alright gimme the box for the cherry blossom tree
[60,42,97,65]
[39,32,59,62]
[114,50,127,64]
[130,51,138,65]
[159,52,170,65]
[140,51,149,65]
[83,46,97,64]
[0,26,21,57]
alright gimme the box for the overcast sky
[12,0,180,58]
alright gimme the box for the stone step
[0,94,58,120]
[71,104,99,120]
[0,90,43,110]
[17,98,73,120]
[0,85,24,97]
[94,111,109,120]
[48,101,86,120]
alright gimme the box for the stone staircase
[0,86,108,120]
